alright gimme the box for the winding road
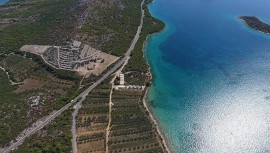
[2,0,145,153]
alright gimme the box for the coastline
[142,87,173,153]
[140,0,177,152]
[142,25,167,85]
[141,7,173,152]
[239,17,270,35]
[142,2,270,152]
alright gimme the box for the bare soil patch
[15,79,45,93]
[78,140,105,153]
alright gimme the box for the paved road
[2,103,72,153]
[71,0,145,152]
[3,0,145,153]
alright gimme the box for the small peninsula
[240,16,270,34]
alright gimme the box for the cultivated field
[108,89,166,153]
[76,79,111,153]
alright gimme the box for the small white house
[119,73,125,85]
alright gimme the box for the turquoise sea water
[145,0,270,152]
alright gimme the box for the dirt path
[0,66,22,85]
[72,0,146,152]
[105,54,129,153]
[3,12,144,151]
[105,81,114,153]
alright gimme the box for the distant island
[240,16,270,34]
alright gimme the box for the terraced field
[75,73,167,153]
[0,0,167,151]
[108,89,166,153]
[76,80,111,153]
[74,0,167,151]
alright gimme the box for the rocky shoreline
[240,16,270,35]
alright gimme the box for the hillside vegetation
[0,0,154,151]
[123,0,165,86]
[0,0,166,151]
[12,109,73,153]
[1,0,143,56]
[0,54,78,147]
[240,16,270,34]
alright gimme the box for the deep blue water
[0,0,8,4]
[145,0,270,152]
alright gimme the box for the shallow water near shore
[145,0,270,152]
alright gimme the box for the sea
[145,0,270,153]
[0,0,8,5]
